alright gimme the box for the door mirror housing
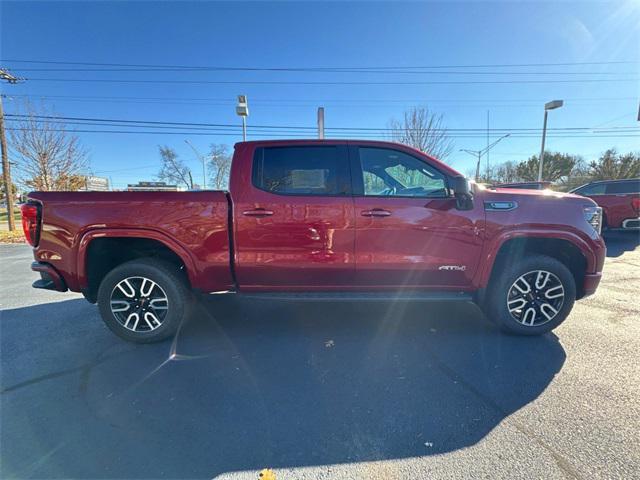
[451,176,474,210]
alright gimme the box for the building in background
[127,181,178,192]
[81,176,110,191]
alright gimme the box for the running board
[235,291,474,302]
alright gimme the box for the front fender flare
[473,228,597,289]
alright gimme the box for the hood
[478,186,597,207]
[488,187,583,199]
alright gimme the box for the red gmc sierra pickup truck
[570,179,640,230]
[21,140,606,343]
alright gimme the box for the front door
[351,145,484,288]
[233,144,356,289]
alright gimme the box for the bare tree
[209,143,232,190]
[388,106,454,161]
[158,146,193,189]
[473,161,521,184]
[9,102,89,191]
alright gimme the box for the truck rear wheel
[97,258,193,343]
[483,254,576,335]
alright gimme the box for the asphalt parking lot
[1,233,639,480]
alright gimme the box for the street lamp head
[545,100,563,111]
[236,94,249,117]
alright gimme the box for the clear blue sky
[1,1,639,189]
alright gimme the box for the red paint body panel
[474,188,606,289]
[587,194,639,228]
[27,191,233,292]
[230,142,356,289]
[26,139,606,299]
[353,196,484,287]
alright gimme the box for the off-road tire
[97,258,193,343]
[483,254,576,335]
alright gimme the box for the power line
[8,94,635,102]
[9,67,638,76]
[2,58,637,70]
[6,128,638,139]
[6,93,635,106]
[21,77,639,85]
[5,113,277,129]
[6,114,640,133]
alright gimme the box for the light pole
[538,100,563,182]
[460,133,511,182]
[184,140,206,189]
[236,95,249,141]
[460,149,482,181]
[317,107,325,139]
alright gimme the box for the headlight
[583,206,603,235]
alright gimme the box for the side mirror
[452,176,474,210]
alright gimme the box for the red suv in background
[571,179,640,230]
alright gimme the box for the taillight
[632,198,640,213]
[20,203,41,247]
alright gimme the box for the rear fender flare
[76,228,197,290]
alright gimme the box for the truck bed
[28,190,234,293]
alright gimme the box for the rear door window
[576,183,606,196]
[252,146,350,196]
[605,180,640,194]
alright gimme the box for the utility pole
[0,68,21,231]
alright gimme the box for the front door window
[359,147,448,198]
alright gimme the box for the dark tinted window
[359,147,447,198]
[252,146,349,195]
[605,180,639,194]
[576,183,606,196]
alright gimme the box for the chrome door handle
[243,208,274,217]
[361,209,392,217]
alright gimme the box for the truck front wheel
[97,258,193,343]
[483,254,576,335]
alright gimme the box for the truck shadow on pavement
[604,231,640,257]
[1,297,565,479]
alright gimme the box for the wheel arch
[77,229,196,303]
[484,235,589,300]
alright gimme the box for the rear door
[233,144,356,289]
[351,145,484,288]
[602,180,640,227]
